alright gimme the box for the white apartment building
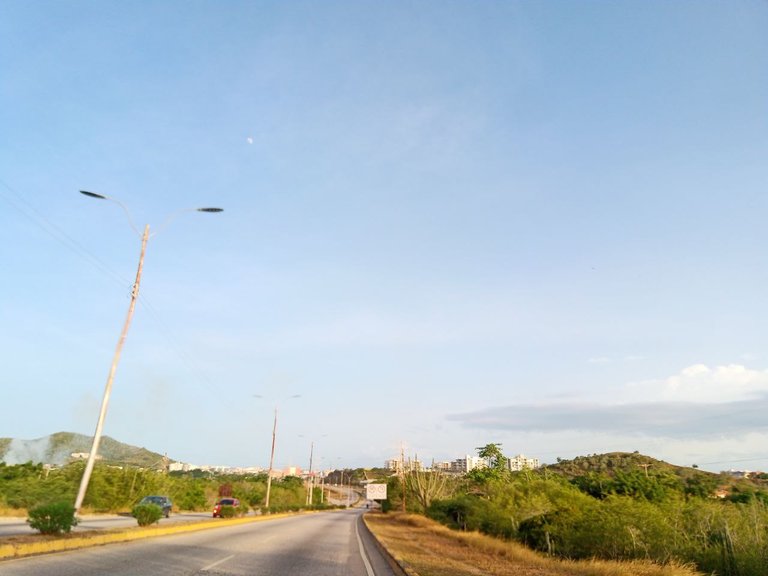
[507,454,540,471]
[387,453,541,474]
[450,455,487,473]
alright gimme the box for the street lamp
[299,434,326,506]
[254,394,300,509]
[74,191,222,514]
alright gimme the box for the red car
[212,497,240,517]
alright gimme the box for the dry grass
[363,513,704,576]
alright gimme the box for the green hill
[546,451,708,479]
[0,432,169,469]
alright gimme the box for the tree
[406,465,451,512]
[477,443,506,469]
[468,443,509,482]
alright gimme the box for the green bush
[218,505,238,518]
[174,481,208,510]
[132,503,163,526]
[27,501,78,534]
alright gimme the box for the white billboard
[366,483,387,500]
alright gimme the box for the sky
[1,1,767,475]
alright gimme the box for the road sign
[366,483,387,500]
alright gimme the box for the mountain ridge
[0,432,169,469]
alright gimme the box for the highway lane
[0,509,400,576]
[0,511,213,537]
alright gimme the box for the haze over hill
[0,432,168,469]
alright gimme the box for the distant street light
[299,433,327,506]
[74,191,222,514]
[254,394,301,509]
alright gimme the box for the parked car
[138,495,173,518]
[212,497,240,517]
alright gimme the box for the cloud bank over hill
[446,365,768,470]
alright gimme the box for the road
[0,511,212,538]
[0,509,400,576]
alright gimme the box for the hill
[0,432,169,469]
[545,451,709,480]
[544,451,768,496]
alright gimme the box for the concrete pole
[265,406,277,509]
[74,224,150,513]
[306,440,315,506]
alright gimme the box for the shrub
[27,501,78,534]
[218,505,238,518]
[132,503,163,526]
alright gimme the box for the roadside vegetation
[381,445,768,576]
[364,512,703,576]
[4,451,767,575]
[0,460,344,518]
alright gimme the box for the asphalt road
[0,511,212,538]
[0,509,400,576]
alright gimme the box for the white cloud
[445,363,768,470]
[627,364,768,403]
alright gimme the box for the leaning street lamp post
[299,433,325,506]
[265,406,278,510]
[74,191,222,514]
[254,394,300,510]
[304,440,315,506]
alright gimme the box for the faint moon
[247,137,254,144]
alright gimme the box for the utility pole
[400,443,406,512]
[265,406,278,509]
[74,223,149,513]
[306,440,315,506]
[73,192,221,514]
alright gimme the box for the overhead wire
[1,178,220,395]
[0,178,130,289]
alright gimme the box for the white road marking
[202,554,235,571]
[355,517,376,576]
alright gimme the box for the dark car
[139,495,173,518]
[212,497,240,517]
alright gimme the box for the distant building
[70,452,102,461]
[451,455,487,474]
[726,469,756,479]
[384,458,423,473]
[507,454,540,471]
[389,452,541,475]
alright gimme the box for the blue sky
[2,1,767,474]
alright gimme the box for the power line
[1,179,220,394]
[137,295,220,394]
[0,178,129,289]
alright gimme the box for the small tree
[469,443,509,482]
[406,465,451,512]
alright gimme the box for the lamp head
[80,190,107,200]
